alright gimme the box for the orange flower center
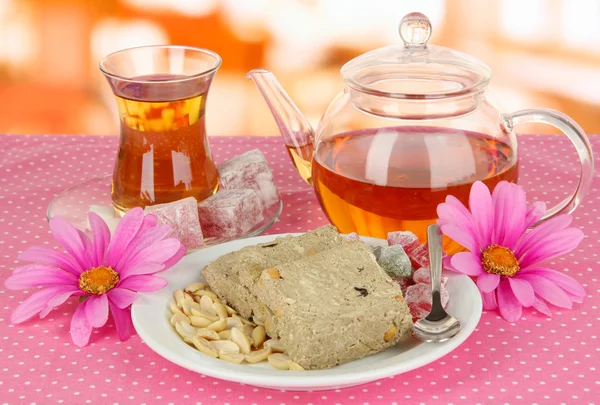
[481,244,520,277]
[79,266,119,295]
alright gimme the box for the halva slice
[202,225,345,319]
[255,241,413,370]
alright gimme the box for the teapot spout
[247,69,314,184]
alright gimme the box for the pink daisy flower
[437,181,586,322]
[5,208,185,346]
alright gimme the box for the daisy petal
[532,295,552,317]
[437,200,478,241]
[439,223,479,253]
[500,183,528,250]
[442,255,457,272]
[469,181,494,247]
[11,285,76,324]
[107,288,138,309]
[5,265,78,290]
[88,212,111,267]
[519,267,585,297]
[446,195,476,226]
[49,217,90,270]
[17,246,81,275]
[451,252,484,276]
[497,279,522,322]
[524,201,547,229]
[507,277,534,307]
[118,275,168,292]
[115,224,172,271]
[140,212,157,230]
[85,294,109,328]
[161,243,186,272]
[491,181,511,245]
[477,272,500,293]
[124,238,183,272]
[106,207,145,268]
[118,262,164,280]
[70,299,93,347]
[77,229,96,268]
[519,274,572,309]
[109,304,133,341]
[515,214,573,257]
[481,290,498,311]
[518,228,584,269]
[567,293,584,304]
[40,287,82,318]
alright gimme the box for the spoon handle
[426,224,445,321]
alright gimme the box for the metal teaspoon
[412,224,461,343]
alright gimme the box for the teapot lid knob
[399,12,432,48]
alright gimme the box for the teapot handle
[506,109,594,223]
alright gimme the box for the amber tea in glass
[100,46,221,213]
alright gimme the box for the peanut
[207,318,227,332]
[192,336,218,358]
[245,347,272,363]
[218,351,244,364]
[264,268,281,279]
[384,325,397,342]
[212,340,240,354]
[189,316,213,328]
[268,353,292,370]
[195,328,220,341]
[170,313,189,326]
[185,282,206,293]
[251,326,267,348]
[231,327,252,354]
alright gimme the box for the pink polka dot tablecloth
[0,134,599,405]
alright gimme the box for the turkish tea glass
[100,45,221,213]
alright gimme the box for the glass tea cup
[100,45,221,213]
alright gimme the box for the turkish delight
[217,149,280,211]
[344,232,360,241]
[387,230,419,254]
[409,243,447,268]
[144,197,204,249]
[197,189,264,238]
[393,277,413,295]
[377,245,412,278]
[412,267,448,288]
[404,282,449,320]
[409,243,430,268]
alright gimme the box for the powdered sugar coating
[143,196,204,249]
[197,189,264,238]
[217,149,280,211]
[404,282,450,320]
[378,245,413,278]
[408,243,448,268]
[387,230,419,254]
[412,267,448,288]
[393,277,413,295]
[409,243,430,268]
[344,232,359,241]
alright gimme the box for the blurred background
[0,0,599,136]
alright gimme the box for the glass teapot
[248,12,594,253]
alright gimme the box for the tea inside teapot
[312,126,517,250]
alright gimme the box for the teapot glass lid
[341,12,492,99]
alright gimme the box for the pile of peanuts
[169,282,304,370]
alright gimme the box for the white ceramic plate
[132,234,482,391]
